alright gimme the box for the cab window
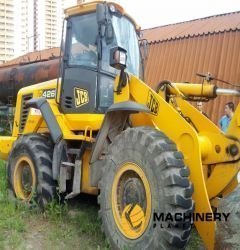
[68,13,98,68]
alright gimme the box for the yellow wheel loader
[0,1,239,249]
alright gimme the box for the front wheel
[98,127,194,249]
[8,134,56,208]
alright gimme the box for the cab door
[60,13,99,114]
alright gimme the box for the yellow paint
[221,177,239,197]
[81,150,98,195]
[13,156,36,201]
[0,136,17,160]
[65,1,139,30]
[227,102,240,139]
[206,162,240,199]
[111,162,151,239]
[12,79,57,137]
[121,204,146,238]
[113,75,130,103]
[198,135,212,160]
[170,83,216,98]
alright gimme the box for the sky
[110,0,240,29]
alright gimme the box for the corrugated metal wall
[144,31,240,124]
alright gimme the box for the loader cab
[59,2,142,114]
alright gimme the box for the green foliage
[186,227,205,250]
[44,199,68,221]
[0,161,7,202]
[0,161,108,249]
[0,161,202,249]
[0,161,26,249]
[0,107,14,136]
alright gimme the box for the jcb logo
[74,88,89,108]
[147,91,159,115]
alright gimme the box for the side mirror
[110,47,127,70]
[96,4,106,24]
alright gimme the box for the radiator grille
[19,94,33,132]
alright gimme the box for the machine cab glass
[69,15,98,68]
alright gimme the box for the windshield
[66,12,141,78]
[112,15,141,77]
[101,15,141,78]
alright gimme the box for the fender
[90,101,150,186]
[26,97,63,143]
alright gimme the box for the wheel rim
[13,156,36,201]
[112,162,151,239]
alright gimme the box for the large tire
[8,134,56,208]
[98,127,194,249]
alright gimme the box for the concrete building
[0,0,15,63]
[16,0,65,54]
[32,0,64,51]
[14,0,34,57]
[0,0,105,63]
[0,0,69,64]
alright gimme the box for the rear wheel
[8,134,56,208]
[98,127,194,249]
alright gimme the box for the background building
[0,0,15,63]
[143,11,240,123]
[24,0,64,52]
[0,0,78,64]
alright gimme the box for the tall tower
[33,0,64,51]
[0,0,15,63]
[0,0,77,63]
[15,0,34,56]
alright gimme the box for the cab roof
[64,1,140,31]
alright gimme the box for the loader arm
[173,98,240,200]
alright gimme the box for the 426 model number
[42,89,56,99]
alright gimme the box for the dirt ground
[0,195,108,250]
[0,195,206,250]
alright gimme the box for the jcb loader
[0,1,239,249]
